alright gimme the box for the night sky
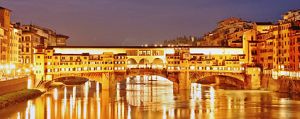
[1,0,300,46]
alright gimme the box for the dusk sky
[1,0,300,46]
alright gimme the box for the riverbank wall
[261,75,300,94]
[0,89,43,109]
[0,77,28,95]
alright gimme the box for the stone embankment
[262,75,300,94]
[0,89,43,109]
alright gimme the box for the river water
[1,75,300,119]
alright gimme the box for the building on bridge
[33,45,261,90]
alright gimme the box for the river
[1,75,300,119]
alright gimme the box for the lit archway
[152,58,164,69]
[127,58,138,68]
[139,58,150,68]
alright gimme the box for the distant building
[0,7,11,64]
[281,9,300,22]
[196,17,253,47]
[254,22,273,34]
[19,24,69,66]
[55,34,69,46]
[10,23,22,65]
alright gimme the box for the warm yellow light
[27,78,32,89]
[5,64,9,69]
[53,88,58,100]
[10,64,16,69]
[7,70,11,74]
[190,48,244,55]
[25,68,30,73]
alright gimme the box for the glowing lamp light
[17,69,21,73]
[5,64,9,69]
[7,70,11,74]
[190,66,195,70]
[27,78,32,89]
[25,68,30,73]
[10,64,16,69]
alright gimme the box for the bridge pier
[99,73,117,90]
[178,71,191,90]
[215,76,220,85]
[245,67,261,89]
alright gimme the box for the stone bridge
[189,71,248,88]
[47,69,255,90]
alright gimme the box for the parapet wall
[0,77,28,95]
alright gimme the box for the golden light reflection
[53,88,58,100]
[73,86,76,101]
[162,105,167,119]
[190,108,195,119]
[227,97,232,109]
[54,95,58,119]
[77,100,82,119]
[62,87,67,119]
[127,106,131,119]
[97,97,101,119]
[70,95,73,119]
[25,100,35,119]
[169,108,175,118]
[64,87,67,100]
[209,86,215,119]
[27,77,32,89]
[279,98,290,119]
[47,97,51,119]
[4,74,300,119]
[84,81,89,99]
[191,83,202,100]
[84,97,88,119]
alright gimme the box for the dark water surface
[1,75,300,119]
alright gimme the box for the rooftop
[0,6,12,12]
[46,45,243,49]
[255,22,273,25]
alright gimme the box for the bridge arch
[51,72,115,90]
[138,58,150,68]
[127,58,138,68]
[190,72,245,88]
[152,58,164,69]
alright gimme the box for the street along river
[1,75,300,119]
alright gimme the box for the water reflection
[1,75,300,119]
